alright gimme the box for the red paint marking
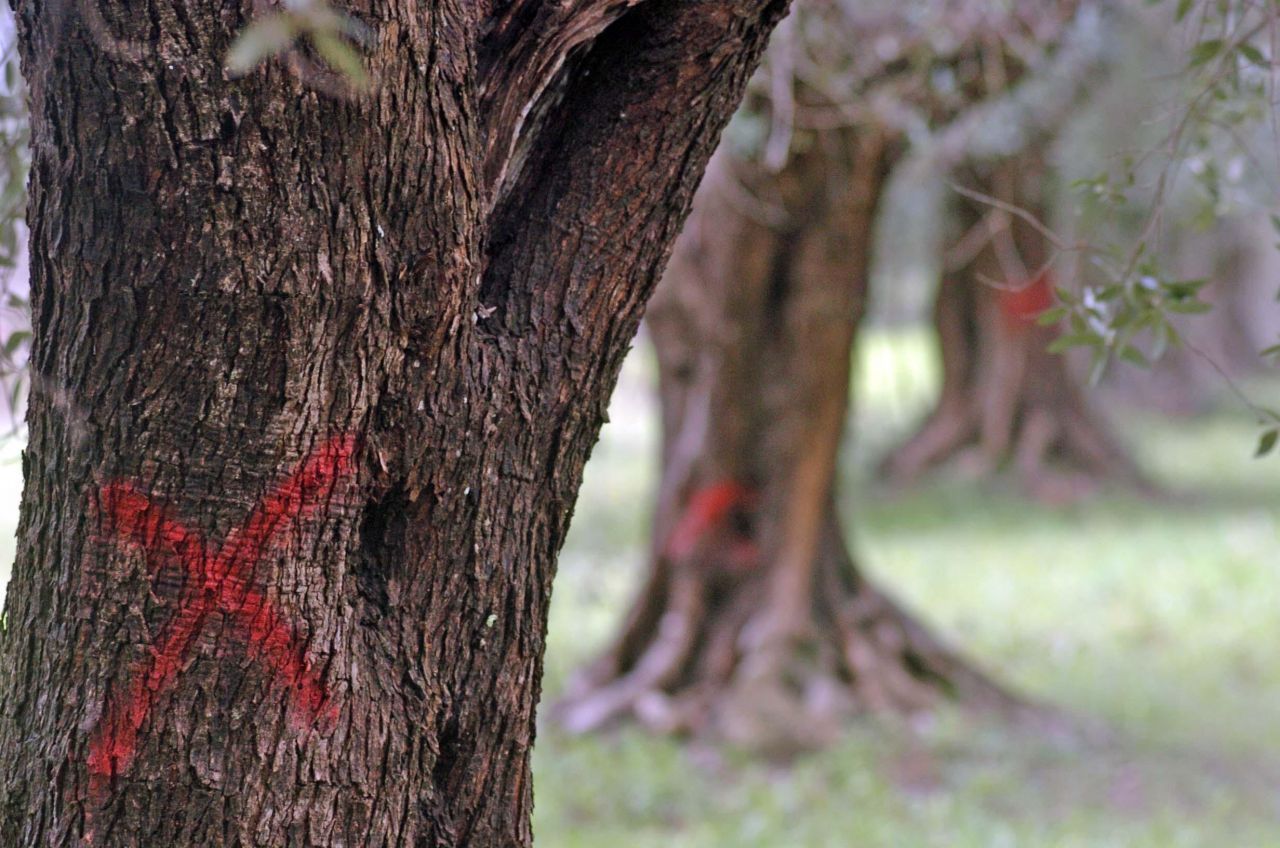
[998,271,1055,328]
[665,480,757,569]
[87,434,356,788]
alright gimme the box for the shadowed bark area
[881,155,1145,503]
[558,136,1022,750]
[0,1,790,845]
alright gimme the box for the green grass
[0,330,1276,845]
[538,328,1280,847]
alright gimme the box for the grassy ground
[536,328,1280,847]
[0,330,1276,845]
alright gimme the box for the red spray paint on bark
[665,479,759,571]
[997,271,1055,329]
[87,434,357,792]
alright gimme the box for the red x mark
[665,479,759,571]
[87,434,357,783]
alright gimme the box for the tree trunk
[558,132,1020,752]
[0,2,788,845]
[880,155,1144,502]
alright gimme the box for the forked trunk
[559,135,1020,751]
[0,1,788,844]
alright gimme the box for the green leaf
[225,15,297,76]
[1175,0,1194,21]
[1161,277,1208,297]
[1035,306,1069,326]
[3,330,28,356]
[1046,333,1102,354]
[1237,42,1269,68]
[1260,343,1280,359]
[1151,320,1174,360]
[310,31,370,90]
[1189,39,1225,67]
[1256,428,1278,457]
[1167,300,1212,314]
[1119,344,1150,368]
[1088,350,1110,386]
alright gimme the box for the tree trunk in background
[559,134,1019,751]
[880,154,1144,502]
[0,1,787,844]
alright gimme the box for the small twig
[943,208,1003,272]
[1183,336,1280,425]
[762,14,796,172]
[946,180,1074,253]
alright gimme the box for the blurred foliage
[0,12,28,434]
[725,0,1094,167]
[720,0,1117,323]
[1044,1,1280,430]
[225,0,371,91]
[721,0,1280,452]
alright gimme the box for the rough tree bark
[0,1,789,845]
[558,132,1020,750]
[880,153,1145,502]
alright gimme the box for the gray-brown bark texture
[558,135,1018,750]
[0,1,789,845]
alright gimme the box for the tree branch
[478,0,645,205]
[477,0,790,349]
[903,3,1113,174]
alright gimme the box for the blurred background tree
[536,1,1280,843]
[879,146,1147,500]
[557,0,1123,748]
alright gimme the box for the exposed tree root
[879,277,1150,503]
[556,517,1042,754]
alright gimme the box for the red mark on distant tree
[87,434,357,787]
[998,271,1055,329]
[665,479,759,571]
